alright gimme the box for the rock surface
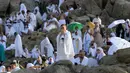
[12,69,39,73]
[116,48,130,64]
[99,55,119,65]
[0,0,10,16]
[81,66,127,73]
[9,0,21,14]
[40,60,76,73]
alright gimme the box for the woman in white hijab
[96,47,106,62]
[31,45,40,58]
[20,3,27,13]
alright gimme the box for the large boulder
[21,0,36,11]
[0,0,10,16]
[94,0,103,9]
[105,0,114,16]
[47,29,59,49]
[12,69,39,73]
[81,66,127,73]
[75,16,90,25]
[99,55,119,65]
[40,60,76,73]
[0,0,10,12]
[81,0,102,15]
[9,0,21,14]
[100,9,111,25]
[112,0,130,19]
[69,9,86,17]
[22,32,46,50]
[116,48,130,64]
[73,65,85,73]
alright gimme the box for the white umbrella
[108,19,126,28]
[108,37,130,55]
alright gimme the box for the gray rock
[81,0,102,15]
[0,0,10,12]
[0,0,10,16]
[100,9,110,25]
[69,9,86,17]
[116,48,130,64]
[99,55,119,65]
[21,0,36,11]
[94,0,103,9]
[9,0,21,14]
[81,66,127,73]
[12,69,39,73]
[105,0,114,16]
[75,16,90,25]
[40,60,76,73]
[73,65,85,73]
[112,0,130,19]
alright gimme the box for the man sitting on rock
[10,62,20,72]
[74,50,88,66]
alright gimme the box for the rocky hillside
[1,0,130,23]
[62,0,130,25]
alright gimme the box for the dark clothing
[116,24,124,38]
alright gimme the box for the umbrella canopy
[87,22,95,29]
[108,37,130,55]
[108,19,126,28]
[67,22,83,32]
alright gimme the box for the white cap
[13,60,17,63]
[59,20,66,26]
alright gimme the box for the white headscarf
[96,47,106,61]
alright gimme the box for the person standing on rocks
[92,15,102,28]
[56,24,75,61]
[14,32,25,58]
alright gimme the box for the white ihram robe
[40,37,54,57]
[5,25,16,37]
[89,43,97,57]
[30,13,37,29]
[31,47,40,58]
[35,11,42,24]
[75,56,89,66]
[15,34,25,57]
[42,12,47,21]
[92,17,102,27]
[75,30,82,38]
[83,32,92,53]
[56,30,75,61]
[72,34,82,54]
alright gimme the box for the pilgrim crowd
[0,0,130,73]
